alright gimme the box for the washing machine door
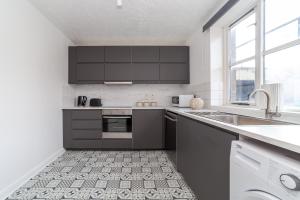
[241,190,282,200]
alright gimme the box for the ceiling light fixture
[117,0,123,8]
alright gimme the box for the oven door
[102,116,132,139]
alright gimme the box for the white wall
[0,0,72,198]
[185,25,211,107]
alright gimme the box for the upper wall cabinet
[105,46,131,63]
[132,47,159,63]
[69,46,190,84]
[160,46,189,63]
[77,46,105,63]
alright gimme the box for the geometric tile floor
[7,151,197,200]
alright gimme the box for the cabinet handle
[165,115,177,122]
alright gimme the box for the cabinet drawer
[72,110,102,120]
[101,139,132,149]
[72,120,102,130]
[72,130,102,140]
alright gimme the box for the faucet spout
[249,88,281,119]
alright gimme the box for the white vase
[190,98,204,110]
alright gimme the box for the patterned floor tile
[6,151,196,200]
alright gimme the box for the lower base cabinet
[177,115,238,200]
[133,109,164,149]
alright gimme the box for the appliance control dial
[280,174,300,191]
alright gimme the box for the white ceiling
[29,0,222,45]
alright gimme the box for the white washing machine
[230,140,300,200]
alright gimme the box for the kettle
[77,96,87,107]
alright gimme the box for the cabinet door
[133,110,164,149]
[105,63,132,81]
[160,46,189,63]
[160,63,189,83]
[132,46,159,62]
[132,63,159,83]
[77,46,105,63]
[177,116,237,200]
[76,63,105,83]
[105,46,131,62]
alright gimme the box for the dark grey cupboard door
[105,63,132,81]
[177,116,238,200]
[132,47,159,62]
[76,63,105,83]
[77,46,105,63]
[160,46,189,63]
[105,46,131,62]
[160,63,189,83]
[132,63,159,82]
[133,109,164,149]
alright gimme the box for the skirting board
[0,148,65,200]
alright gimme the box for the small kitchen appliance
[77,96,87,106]
[172,95,194,107]
[90,98,102,107]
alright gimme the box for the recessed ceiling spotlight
[117,0,123,8]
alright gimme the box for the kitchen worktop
[166,107,300,155]
[62,106,166,110]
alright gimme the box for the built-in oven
[165,111,178,167]
[102,109,132,139]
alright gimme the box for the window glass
[265,0,300,50]
[265,45,300,109]
[230,60,256,102]
[230,13,256,64]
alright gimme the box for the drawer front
[101,139,132,149]
[72,110,102,120]
[72,130,102,140]
[72,120,102,130]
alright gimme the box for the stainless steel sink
[186,112,292,126]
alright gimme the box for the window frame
[225,0,300,112]
[226,8,258,104]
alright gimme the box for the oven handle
[103,116,132,119]
[165,115,177,122]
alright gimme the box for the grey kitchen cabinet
[177,115,238,200]
[105,63,132,81]
[77,46,105,63]
[160,63,189,83]
[132,63,160,83]
[132,46,159,62]
[76,63,105,83]
[63,110,102,149]
[69,46,190,84]
[132,109,164,149]
[105,46,131,63]
[159,46,189,63]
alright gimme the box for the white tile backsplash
[63,84,188,107]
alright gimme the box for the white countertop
[62,106,166,110]
[166,107,300,154]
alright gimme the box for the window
[226,0,300,110]
[228,12,256,103]
[264,0,300,110]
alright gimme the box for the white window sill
[211,105,300,124]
